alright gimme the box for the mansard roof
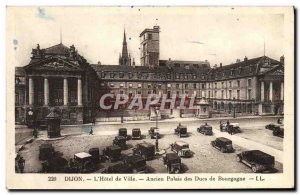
[44,43,70,55]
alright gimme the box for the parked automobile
[124,155,147,173]
[118,128,128,138]
[46,156,69,173]
[74,152,95,173]
[133,142,155,160]
[163,153,182,173]
[211,137,234,153]
[39,144,54,161]
[273,126,284,138]
[88,147,101,163]
[132,128,142,140]
[102,162,132,173]
[148,127,160,139]
[237,150,275,173]
[265,123,278,130]
[170,141,193,158]
[113,136,127,150]
[220,122,241,134]
[174,125,188,137]
[197,123,213,135]
[103,145,122,162]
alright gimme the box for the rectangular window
[221,90,224,99]
[248,89,252,100]
[229,81,232,88]
[208,91,211,98]
[176,84,180,89]
[147,84,151,88]
[185,84,188,89]
[138,83,142,88]
[222,82,224,88]
[229,90,232,99]
[193,83,197,89]
[148,33,152,40]
[214,91,217,98]
[158,84,162,89]
[137,91,141,94]
[237,80,240,87]
[237,90,240,99]
[202,84,205,89]
[248,79,252,87]
[215,83,217,89]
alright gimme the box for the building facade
[15,26,284,125]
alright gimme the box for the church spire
[119,27,130,66]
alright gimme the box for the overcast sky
[9,7,284,67]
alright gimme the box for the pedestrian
[33,127,38,138]
[155,139,159,152]
[18,156,25,173]
[92,118,96,126]
[89,127,94,135]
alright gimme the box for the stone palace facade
[15,26,284,125]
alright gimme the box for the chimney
[280,55,284,65]
[220,63,222,68]
[236,59,241,63]
[169,58,171,61]
[97,61,101,65]
[244,56,248,61]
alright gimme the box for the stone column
[269,81,273,102]
[280,82,284,100]
[260,81,264,102]
[77,77,82,106]
[44,77,49,106]
[63,78,68,106]
[29,77,34,105]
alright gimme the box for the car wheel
[174,168,180,174]
[251,165,258,173]
[221,147,225,153]
[236,156,241,162]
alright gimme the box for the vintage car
[170,141,193,158]
[163,153,182,174]
[265,123,278,130]
[39,144,54,161]
[148,127,160,139]
[132,128,142,140]
[118,128,128,138]
[133,142,155,160]
[113,136,127,150]
[273,126,284,138]
[197,124,213,135]
[88,147,101,163]
[211,137,234,153]
[45,156,69,173]
[237,150,275,173]
[124,155,147,173]
[174,125,188,137]
[103,163,132,173]
[103,145,122,162]
[74,152,95,173]
[220,122,241,134]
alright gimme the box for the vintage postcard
[6,6,294,189]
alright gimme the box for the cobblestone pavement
[17,117,283,173]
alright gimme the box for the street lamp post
[154,107,158,128]
[233,97,236,118]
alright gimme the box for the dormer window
[128,72,133,78]
[176,74,180,79]
[110,73,115,78]
[110,83,115,87]
[101,71,106,78]
[193,75,197,79]
[167,74,171,79]
[138,83,142,88]
[120,83,124,88]
[129,83,133,88]
[184,75,188,79]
